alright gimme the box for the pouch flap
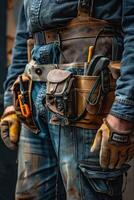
[79,161,130,179]
[79,161,129,196]
[47,69,72,83]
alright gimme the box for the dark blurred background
[0,1,22,199]
[0,0,133,199]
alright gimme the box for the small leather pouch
[46,69,75,123]
[72,74,116,129]
[46,68,116,128]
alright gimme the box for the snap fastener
[35,68,42,76]
[50,88,54,93]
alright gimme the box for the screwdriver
[87,46,94,63]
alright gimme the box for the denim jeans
[16,80,126,200]
[4,2,134,199]
[16,125,66,200]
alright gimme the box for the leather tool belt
[24,60,117,129]
[23,15,121,130]
[33,16,121,63]
[46,64,116,129]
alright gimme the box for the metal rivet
[35,68,42,76]
[50,88,54,93]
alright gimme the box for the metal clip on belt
[18,75,31,118]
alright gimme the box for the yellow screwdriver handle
[87,46,94,63]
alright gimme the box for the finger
[100,146,110,168]
[127,155,134,163]
[126,147,134,162]
[0,121,9,140]
[10,121,20,143]
[116,152,127,169]
[90,129,102,152]
[108,148,119,169]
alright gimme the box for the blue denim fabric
[16,126,66,200]
[4,5,29,107]
[110,99,134,122]
[32,44,60,64]
[24,0,122,32]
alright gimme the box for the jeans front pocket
[79,161,130,197]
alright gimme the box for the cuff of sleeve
[110,99,134,122]
[4,90,14,108]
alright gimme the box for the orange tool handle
[18,95,31,118]
[87,46,94,63]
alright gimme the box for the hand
[0,106,21,150]
[90,114,134,169]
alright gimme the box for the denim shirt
[4,0,134,122]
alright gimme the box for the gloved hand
[0,106,21,150]
[91,115,134,169]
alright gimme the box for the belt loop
[28,32,33,39]
[34,32,45,45]
[77,0,90,17]
[77,0,95,17]
[89,0,95,17]
[57,31,62,49]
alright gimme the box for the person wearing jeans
[1,1,134,199]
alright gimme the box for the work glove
[91,118,134,169]
[0,109,21,150]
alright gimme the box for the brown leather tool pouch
[46,69,75,123]
[73,75,116,129]
[46,67,116,128]
[12,74,39,133]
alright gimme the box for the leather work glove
[90,116,134,169]
[0,106,21,150]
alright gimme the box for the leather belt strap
[33,16,119,45]
[25,60,116,91]
[25,60,85,82]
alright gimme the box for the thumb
[90,127,102,152]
